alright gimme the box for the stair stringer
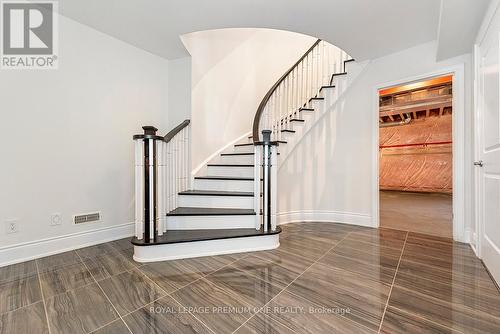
[277,60,370,167]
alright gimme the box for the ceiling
[54,0,488,61]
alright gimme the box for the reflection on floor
[380,190,453,238]
[1,222,499,334]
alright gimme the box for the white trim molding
[277,210,373,227]
[133,234,279,263]
[0,222,134,267]
[371,64,467,242]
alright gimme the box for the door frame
[371,64,467,242]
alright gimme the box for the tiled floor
[1,222,499,334]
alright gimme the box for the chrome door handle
[474,160,484,167]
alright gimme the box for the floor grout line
[75,251,134,334]
[231,232,356,334]
[377,231,408,334]
[130,254,250,334]
[34,259,53,334]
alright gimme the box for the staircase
[131,39,356,262]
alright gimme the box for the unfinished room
[379,76,453,238]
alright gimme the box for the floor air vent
[73,212,101,224]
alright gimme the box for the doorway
[378,75,453,238]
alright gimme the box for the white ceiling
[55,0,488,61]
[437,0,491,61]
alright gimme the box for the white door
[477,32,500,285]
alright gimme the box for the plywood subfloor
[380,190,452,238]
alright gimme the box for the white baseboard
[277,210,373,227]
[133,233,279,262]
[0,222,134,267]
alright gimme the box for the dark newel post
[262,130,272,231]
[143,126,158,243]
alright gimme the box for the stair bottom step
[132,227,281,262]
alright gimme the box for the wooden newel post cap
[143,126,158,135]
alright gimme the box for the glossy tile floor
[1,222,499,334]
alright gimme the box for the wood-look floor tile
[110,238,133,251]
[278,238,332,260]
[139,260,203,294]
[36,251,81,273]
[253,247,315,269]
[404,243,481,264]
[205,265,283,308]
[337,238,404,258]
[397,259,496,291]
[234,312,295,334]
[380,306,460,334]
[345,232,405,250]
[352,228,407,241]
[46,282,119,334]
[124,295,211,334]
[230,255,304,289]
[76,243,117,260]
[0,260,37,284]
[99,269,164,316]
[0,274,42,314]
[83,251,136,281]
[40,262,94,298]
[263,290,375,334]
[117,248,141,267]
[388,285,500,333]
[332,244,401,271]
[318,251,396,285]
[175,255,233,276]
[171,278,253,334]
[0,301,48,334]
[287,263,389,330]
[394,269,500,318]
[91,319,130,334]
[402,251,487,278]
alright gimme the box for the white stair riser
[219,155,254,165]
[178,195,253,209]
[207,166,254,178]
[166,215,255,230]
[194,178,254,192]
[133,234,279,262]
[233,145,254,153]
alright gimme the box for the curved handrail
[164,119,190,142]
[252,39,321,142]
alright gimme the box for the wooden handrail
[164,119,190,142]
[252,39,321,142]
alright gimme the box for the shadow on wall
[278,67,371,222]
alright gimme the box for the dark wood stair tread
[167,207,255,216]
[221,152,254,156]
[281,129,295,133]
[320,85,336,91]
[132,226,281,246]
[178,190,253,197]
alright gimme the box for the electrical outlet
[50,213,62,226]
[5,219,19,234]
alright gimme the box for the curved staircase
[131,39,358,262]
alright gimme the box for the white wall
[278,41,474,241]
[0,15,169,265]
[182,29,315,171]
[167,57,192,129]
